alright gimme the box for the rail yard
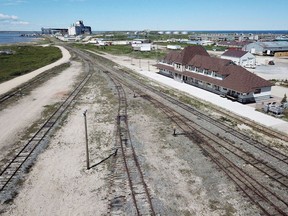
[0,45,288,215]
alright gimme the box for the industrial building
[68,20,91,36]
[221,50,256,68]
[156,46,272,103]
[41,28,68,35]
[41,20,91,36]
[243,41,288,56]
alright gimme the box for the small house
[221,50,256,68]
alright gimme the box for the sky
[0,0,288,31]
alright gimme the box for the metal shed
[243,41,288,56]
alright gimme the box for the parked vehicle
[268,60,275,65]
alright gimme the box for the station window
[254,88,261,94]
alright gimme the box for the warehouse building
[68,20,91,36]
[243,41,288,56]
[156,46,272,103]
[221,50,256,68]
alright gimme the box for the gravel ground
[1,68,262,215]
[92,51,288,134]
[0,61,82,166]
[0,47,287,215]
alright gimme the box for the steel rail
[100,67,288,215]
[65,48,288,215]
[103,65,288,184]
[111,67,288,164]
[143,94,288,216]
[0,69,92,192]
[107,72,155,215]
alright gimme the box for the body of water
[0,32,40,44]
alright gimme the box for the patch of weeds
[179,168,192,177]
[42,103,60,117]
[23,161,34,174]
[209,199,220,211]
[162,89,174,96]
[223,203,237,216]
[219,116,237,127]
[3,190,18,204]
[181,209,194,216]
[187,179,196,185]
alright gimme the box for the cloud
[0,13,18,21]
[11,21,29,25]
[1,0,27,6]
[0,13,29,25]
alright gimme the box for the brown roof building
[156,46,272,103]
[222,50,248,58]
[221,49,256,68]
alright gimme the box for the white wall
[221,53,256,67]
[132,43,151,51]
[240,53,256,67]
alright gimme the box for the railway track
[142,94,288,215]
[0,66,92,194]
[84,66,288,215]
[110,67,288,165]
[107,71,288,215]
[106,72,155,215]
[0,63,69,106]
[58,47,288,215]
[96,63,287,160]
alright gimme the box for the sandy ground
[2,72,260,215]
[88,51,288,134]
[0,61,82,163]
[1,69,115,215]
[0,45,71,96]
[0,45,75,164]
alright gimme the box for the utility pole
[83,110,90,170]
[148,60,150,71]
[173,125,177,136]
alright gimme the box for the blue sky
[0,0,288,31]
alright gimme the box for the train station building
[155,46,273,103]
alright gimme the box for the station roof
[222,50,249,58]
[188,55,233,73]
[156,46,272,93]
[174,45,210,65]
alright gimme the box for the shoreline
[0,38,43,46]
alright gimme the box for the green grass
[154,41,226,51]
[73,43,167,60]
[0,45,62,83]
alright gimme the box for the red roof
[162,50,179,64]
[188,55,233,73]
[219,65,272,92]
[156,48,273,93]
[174,45,210,65]
[161,45,210,65]
[222,50,249,58]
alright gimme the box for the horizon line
[1,29,288,33]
